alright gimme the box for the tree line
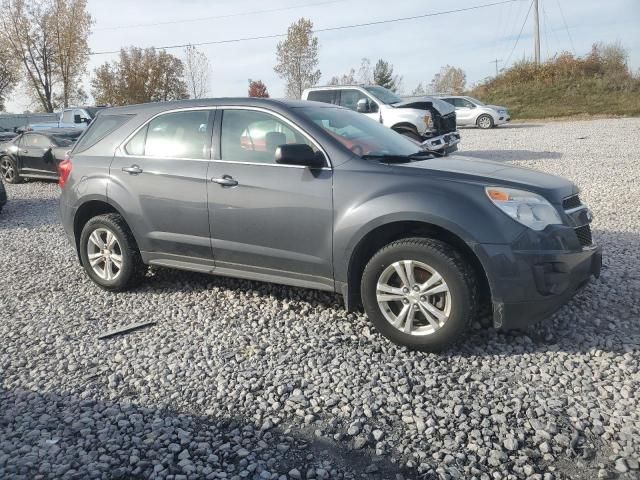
[0,4,470,113]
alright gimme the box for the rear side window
[307,90,338,105]
[135,110,210,159]
[74,114,132,153]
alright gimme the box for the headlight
[423,114,433,130]
[485,187,562,231]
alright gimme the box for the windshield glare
[364,86,403,105]
[297,106,423,159]
[466,96,485,106]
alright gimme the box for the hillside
[470,43,640,119]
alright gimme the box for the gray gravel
[1,118,639,479]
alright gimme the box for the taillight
[57,154,72,188]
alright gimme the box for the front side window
[61,110,74,124]
[23,134,48,148]
[338,89,369,111]
[221,109,318,164]
[142,110,210,159]
[363,86,402,105]
[297,106,421,158]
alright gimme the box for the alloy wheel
[0,158,14,181]
[86,227,123,281]
[478,116,492,129]
[376,260,451,336]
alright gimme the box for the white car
[302,85,460,155]
[438,96,510,129]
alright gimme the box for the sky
[5,0,640,112]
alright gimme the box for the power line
[555,0,575,54]
[89,0,520,56]
[94,0,344,31]
[504,0,534,67]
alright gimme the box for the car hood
[392,155,576,201]
[394,96,456,115]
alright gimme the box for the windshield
[466,96,485,106]
[84,107,105,118]
[364,86,402,105]
[296,106,424,159]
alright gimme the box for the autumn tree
[274,17,321,99]
[373,59,402,92]
[248,79,269,98]
[91,47,188,106]
[430,65,467,94]
[0,0,57,112]
[183,45,210,99]
[50,0,92,107]
[0,43,19,110]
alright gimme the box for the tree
[328,68,356,85]
[357,58,372,84]
[274,17,321,99]
[248,79,269,97]
[183,44,210,99]
[373,59,402,92]
[0,44,19,110]
[91,47,188,106]
[0,0,57,112]
[430,65,467,94]
[50,0,92,108]
[411,83,426,96]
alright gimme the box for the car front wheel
[1,157,22,184]
[79,213,146,291]
[361,238,478,351]
[476,114,494,129]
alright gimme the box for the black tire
[0,156,23,184]
[476,114,494,130]
[361,238,478,352]
[398,129,422,142]
[79,213,146,291]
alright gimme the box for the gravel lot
[1,118,639,480]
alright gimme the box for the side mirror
[275,144,324,168]
[356,98,370,113]
[73,114,82,124]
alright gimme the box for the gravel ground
[0,118,639,480]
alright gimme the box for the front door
[207,108,334,289]
[338,89,379,122]
[450,98,476,124]
[109,109,214,263]
[19,133,52,174]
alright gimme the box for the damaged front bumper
[421,131,461,155]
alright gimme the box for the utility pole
[533,0,541,64]
[489,58,502,76]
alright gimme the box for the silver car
[439,96,510,129]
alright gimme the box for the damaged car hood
[395,96,456,115]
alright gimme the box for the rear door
[206,107,334,289]
[109,109,215,263]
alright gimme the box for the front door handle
[21,149,28,154]
[211,175,238,187]
[122,165,143,175]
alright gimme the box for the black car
[0,129,82,184]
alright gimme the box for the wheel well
[391,122,419,134]
[73,201,120,259]
[346,221,491,312]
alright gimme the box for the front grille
[575,225,593,247]
[563,194,581,210]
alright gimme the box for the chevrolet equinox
[59,99,602,351]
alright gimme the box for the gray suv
[59,98,601,351]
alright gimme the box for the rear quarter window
[73,114,132,153]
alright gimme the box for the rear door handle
[122,165,143,175]
[211,175,238,187]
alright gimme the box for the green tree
[274,17,321,99]
[373,59,402,92]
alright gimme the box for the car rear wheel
[476,114,494,130]
[79,213,146,291]
[1,157,22,184]
[361,238,478,351]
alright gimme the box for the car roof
[101,98,319,116]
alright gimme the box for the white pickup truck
[302,85,460,155]
[28,106,105,131]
